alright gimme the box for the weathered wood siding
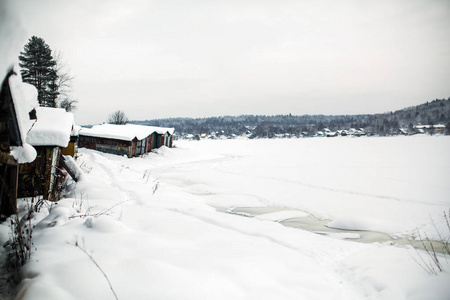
[18,146,62,201]
[150,133,156,150]
[79,135,133,157]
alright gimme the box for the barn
[78,123,175,157]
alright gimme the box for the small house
[18,107,76,201]
[1,68,38,217]
[413,124,447,134]
[326,131,338,137]
[78,124,174,158]
[399,128,408,135]
[433,124,446,134]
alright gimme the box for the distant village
[177,123,447,141]
[132,98,449,140]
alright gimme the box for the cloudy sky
[5,0,450,125]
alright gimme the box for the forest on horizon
[132,97,450,138]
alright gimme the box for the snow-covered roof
[72,125,81,137]
[79,124,175,141]
[27,107,75,147]
[7,69,39,163]
[415,124,446,129]
[8,69,39,145]
[414,125,431,129]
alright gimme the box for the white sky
[6,0,450,125]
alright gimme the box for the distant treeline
[131,97,450,138]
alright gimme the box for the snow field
[9,135,450,299]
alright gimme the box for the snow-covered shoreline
[2,135,449,299]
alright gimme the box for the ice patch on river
[327,216,380,231]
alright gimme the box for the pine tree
[46,68,59,108]
[18,36,58,107]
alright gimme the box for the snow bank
[10,137,450,300]
[27,107,74,147]
[340,245,450,300]
[62,155,84,181]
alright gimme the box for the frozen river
[8,135,450,300]
[155,135,450,240]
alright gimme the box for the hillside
[131,97,450,138]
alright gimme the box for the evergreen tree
[46,68,59,107]
[18,36,58,107]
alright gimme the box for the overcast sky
[5,0,450,125]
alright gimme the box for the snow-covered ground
[2,135,450,299]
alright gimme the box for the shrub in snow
[411,210,450,275]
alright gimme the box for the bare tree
[108,110,128,125]
[54,51,78,112]
[58,98,78,112]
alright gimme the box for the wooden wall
[79,136,132,157]
[18,147,61,201]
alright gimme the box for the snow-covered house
[433,124,446,134]
[349,128,366,137]
[399,128,408,135]
[324,128,338,137]
[1,68,38,217]
[78,124,175,158]
[413,124,447,134]
[18,107,76,201]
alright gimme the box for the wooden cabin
[78,124,175,158]
[0,69,38,218]
[18,107,76,201]
[414,124,447,135]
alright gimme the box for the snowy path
[7,136,450,299]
